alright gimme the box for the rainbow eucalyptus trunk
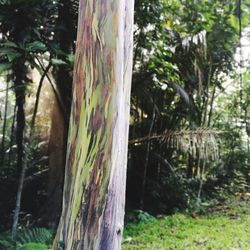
[53,0,134,249]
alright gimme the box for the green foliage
[0,228,52,250]
[125,210,155,224]
[17,243,48,250]
[16,227,52,245]
[0,62,11,73]
[0,233,14,250]
[51,58,67,66]
[25,42,47,52]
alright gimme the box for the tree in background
[53,0,134,249]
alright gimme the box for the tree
[53,0,134,249]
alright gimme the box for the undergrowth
[0,227,52,250]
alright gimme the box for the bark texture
[53,0,134,249]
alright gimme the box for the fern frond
[16,228,52,245]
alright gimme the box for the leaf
[67,54,75,67]
[170,83,190,105]
[25,41,47,52]
[169,82,196,120]
[3,41,18,48]
[0,0,9,6]
[0,63,11,74]
[0,47,22,62]
[51,58,67,65]
[6,51,22,62]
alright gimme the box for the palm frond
[130,128,221,161]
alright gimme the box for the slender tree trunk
[201,59,212,126]
[207,85,216,127]
[56,0,74,115]
[12,155,27,239]
[0,81,9,166]
[187,153,193,178]
[140,106,155,210]
[197,158,206,201]
[30,62,52,132]
[8,105,17,167]
[13,59,26,173]
[53,1,134,249]
[11,58,26,239]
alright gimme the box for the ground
[122,195,250,250]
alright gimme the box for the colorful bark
[53,1,134,249]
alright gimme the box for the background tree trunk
[53,0,134,249]
[13,59,26,174]
[42,0,74,227]
[11,57,27,239]
[40,101,65,228]
[0,80,9,166]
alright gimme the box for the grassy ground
[122,196,250,250]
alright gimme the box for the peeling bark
[53,1,134,249]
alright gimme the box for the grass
[122,196,250,250]
[17,243,48,250]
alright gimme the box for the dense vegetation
[0,0,249,249]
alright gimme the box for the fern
[0,239,15,250]
[16,228,52,245]
[0,232,15,250]
[0,228,52,250]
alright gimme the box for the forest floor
[122,195,250,250]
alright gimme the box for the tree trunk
[0,80,9,166]
[56,0,74,115]
[207,84,216,127]
[43,101,65,228]
[53,0,134,249]
[11,155,27,239]
[8,104,17,167]
[140,106,155,210]
[12,58,27,238]
[13,59,26,173]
